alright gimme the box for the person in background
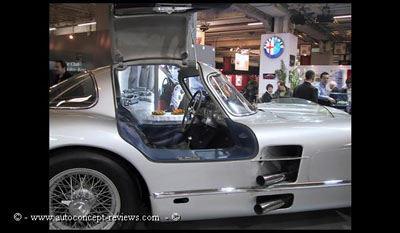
[341,84,347,93]
[243,80,258,103]
[316,72,336,105]
[50,60,73,88]
[274,80,292,98]
[261,84,274,103]
[328,81,340,93]
[293,70,318,103]
[345,76,351,114]
[313,76,321,87]
[341,77,349,93]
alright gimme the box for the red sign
[223,57,232,73]
[263,73,275,79]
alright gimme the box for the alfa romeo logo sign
[264,36,285,58]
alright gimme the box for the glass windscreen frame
[205,72,257,117]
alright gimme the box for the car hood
[259,102,333,119]
[235,102,350,125]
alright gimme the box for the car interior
[114,62,258,162]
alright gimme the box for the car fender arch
[49,145,152,213]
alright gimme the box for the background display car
[49,4,351,230]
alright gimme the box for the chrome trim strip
[152,180,351,199]
[252,156,309,162]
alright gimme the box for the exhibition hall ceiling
[50,3,96,27]
[49,3,351,63]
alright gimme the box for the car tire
[49,148,142,230]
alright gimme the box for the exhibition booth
[212,32,351,104]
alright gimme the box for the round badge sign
[264,36,284,58]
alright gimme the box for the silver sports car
[49,4,351,230]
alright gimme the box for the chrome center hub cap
[69,189,95,217]
[69,200,91,217]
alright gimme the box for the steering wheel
[181,90,203,133]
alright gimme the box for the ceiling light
[154,6,193,14]
[333,15,351,19]
[241,49,249,55]
[69,34,74,39]
[49,28,56,31]
[248,22,263,26]
[78,22,96,27]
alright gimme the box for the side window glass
[49,73,97,108]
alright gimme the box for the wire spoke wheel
[49,168,121,230]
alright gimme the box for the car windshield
[207,72,257,116]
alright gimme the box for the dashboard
[198,96,226,128]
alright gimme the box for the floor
[137,208,351,230]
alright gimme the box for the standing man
[293,70,318,103]
[50,60,73,87]
[316,72,336,105]
[313,77,321,87]
[243,80,258,103]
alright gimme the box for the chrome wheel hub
[68,188,95,217]
[69,199,91,217]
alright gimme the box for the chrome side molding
[152,180,351,199]
[252,156,309,162]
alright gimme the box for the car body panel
[110,6,195,64]
[50,64,351,222]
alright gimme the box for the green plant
[289,60,304,89]
[274,60,287,84]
